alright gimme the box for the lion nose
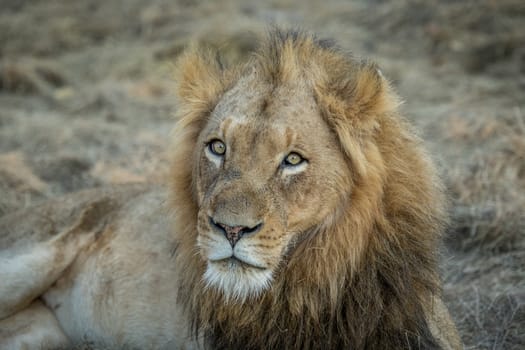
[209,217,263,247]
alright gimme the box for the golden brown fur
[0,29,461,350]
[170,30,461,349]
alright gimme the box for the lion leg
[426,296,463,350]
[0,200,109,320]
[0,299,70,350]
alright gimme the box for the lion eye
[209,140,226,156]
[283,152,305,166]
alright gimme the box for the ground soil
[1,0,524,348]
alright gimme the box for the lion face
[193,74,351,301]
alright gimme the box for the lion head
[185,54,358,301]
[169,30,449,349]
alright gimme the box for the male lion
[0,30,461,349]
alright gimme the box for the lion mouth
[210,256,267,270]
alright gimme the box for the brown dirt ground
[1,0,524,349]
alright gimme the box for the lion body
[0,30,461,349]
[0,186,198,349]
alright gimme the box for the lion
[0,30,461,349]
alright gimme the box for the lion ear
[316,61,399,177]
[345,62,398,121]
[174,46,227,118]
[329,61,399,126]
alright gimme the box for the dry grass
[441,93,525,349]
[447,109,525,253]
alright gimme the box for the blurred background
[0,0,523,348]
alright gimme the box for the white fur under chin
[203,261,273,302]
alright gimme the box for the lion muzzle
[209,217,263,246]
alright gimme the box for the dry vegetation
[0,0,523,348]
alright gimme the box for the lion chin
[0,29,462,350]
[203,259,274,302]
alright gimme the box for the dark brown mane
[171,29,446,349]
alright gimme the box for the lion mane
[169,30,453,349]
